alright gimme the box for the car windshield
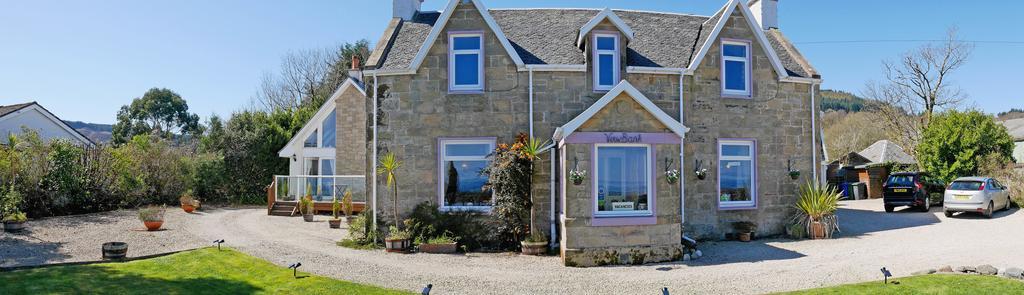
[949,181,984,191]
[886,175,915,187]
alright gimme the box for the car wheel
[1006,196,1013,211]
[920,197,931,212]
[944,210,953,217]
[885,205,894,213]
[984,202,994,219]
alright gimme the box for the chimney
[393,0,424,21]
[348,56,363,82]
[750,0,778,30]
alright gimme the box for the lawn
[780,274,1024,294]
[0,247,411,295]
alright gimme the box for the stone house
[276,0,823,266]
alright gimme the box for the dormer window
[448,32,484,92]
[592,33,619,91]
[721,40,751,97]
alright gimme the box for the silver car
[943,177,1012,218]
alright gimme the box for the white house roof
[858,140,915,165]
[998,118,1024,141]
[0,101,95,146]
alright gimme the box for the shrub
[482,134,536,248]
[978,152,1024,207]
[341,190,353,217]
[917,110,1015,182]
[299,196,314,215]
[425,232,458,244]
[405,202,494,250]
[2,211,27,223]
[138,206,166,222]
[345,210,387,247]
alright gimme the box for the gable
[0,104,93,146]
[556,80,688,140]
[407,0,524,73]
[687,0,789,80]
[576,8,634,48]
[278,78,365,156]
[578,93,669,133]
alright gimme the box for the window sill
[721,93,752,99]
[440,206,492,214]
[590,213,657,227]
[448,89,484,95]
[718,204,757,211]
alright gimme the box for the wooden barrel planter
[3,221,26,233]
[102,242,128,260]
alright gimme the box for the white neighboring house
[998,118,1024,165]
[0,102,94,146]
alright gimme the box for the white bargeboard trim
[555,80,690,141]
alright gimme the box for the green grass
[0,247,411,295]
[780,274,1024,294]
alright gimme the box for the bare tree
[863,28,973,155]
[250,40,371,112]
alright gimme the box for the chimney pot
[351,55,360,70]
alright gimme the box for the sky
[1,0,1021,124]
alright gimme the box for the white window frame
[720,40,752,97]
[448,32,484,92]
[718,139,756,209]
[593,143,652,217]
[439,138,496,212]
[592,33,620,91]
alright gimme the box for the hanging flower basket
[665,169,680,184]
[569,170,586,186]
[789,170,801,180]
[695,168,708,180]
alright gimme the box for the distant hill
[820,89,869,113]
[64,120,113,143]
[997,108,1024,121]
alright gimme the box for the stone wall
[364,1,819,248]
[336,85,367,176]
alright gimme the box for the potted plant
[521,231,547,255]
[1,186,27,233]
[695,168,708,180]
[300,196,315,222]
[792,182,840,239]
[384,225,411,253]
[179,190,199,213]
[569,169,586,185]
[731,221,757,242]
[789,170,801,180]
[341,189,355,225]
[329,197,342,229]
[418,232,459,254]
[138,206,165,231]
[665,169,680,185]
[2,211,27,233]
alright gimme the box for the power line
[795,39,1024,45]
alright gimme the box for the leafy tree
[916,110,1014,182]
[113,88,201,144]
[199,114,226,153]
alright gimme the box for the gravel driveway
[4,199,1023,294]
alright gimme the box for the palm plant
[377,152,402,228]
[791,182,841,239]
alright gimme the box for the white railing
[274,175,367,203]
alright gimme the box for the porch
[266,175,368,216]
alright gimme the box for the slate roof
[0,102,34,118]
[858,140,916,165]
[371,6,817,78]
[998,118,1024,141]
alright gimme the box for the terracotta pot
[385,238,410,253]
[738,232,752,242]
[3,220,26,233]
[143,221,163,231]
[303,214,314,222]
[102,242,128,260]
[419,242,458,254]
[521,240,547,255]
[810,221,826,239]
[181,204,195,213]
[328,218,341,229]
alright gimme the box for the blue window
[719,140,756,209]
[321,109,336,148]
[439,138,495,211]
[721,41,751,96]
[592,34,618,91]
[595,145,651,216]
[449,33,483,91]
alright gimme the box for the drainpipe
[528,66,535,139]
[371,72,379,233]
[678,69,686,223]
[549,145,556,248]
[810,82,818,184]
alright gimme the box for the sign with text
[603,132,642,143]
[611,202,635,211]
